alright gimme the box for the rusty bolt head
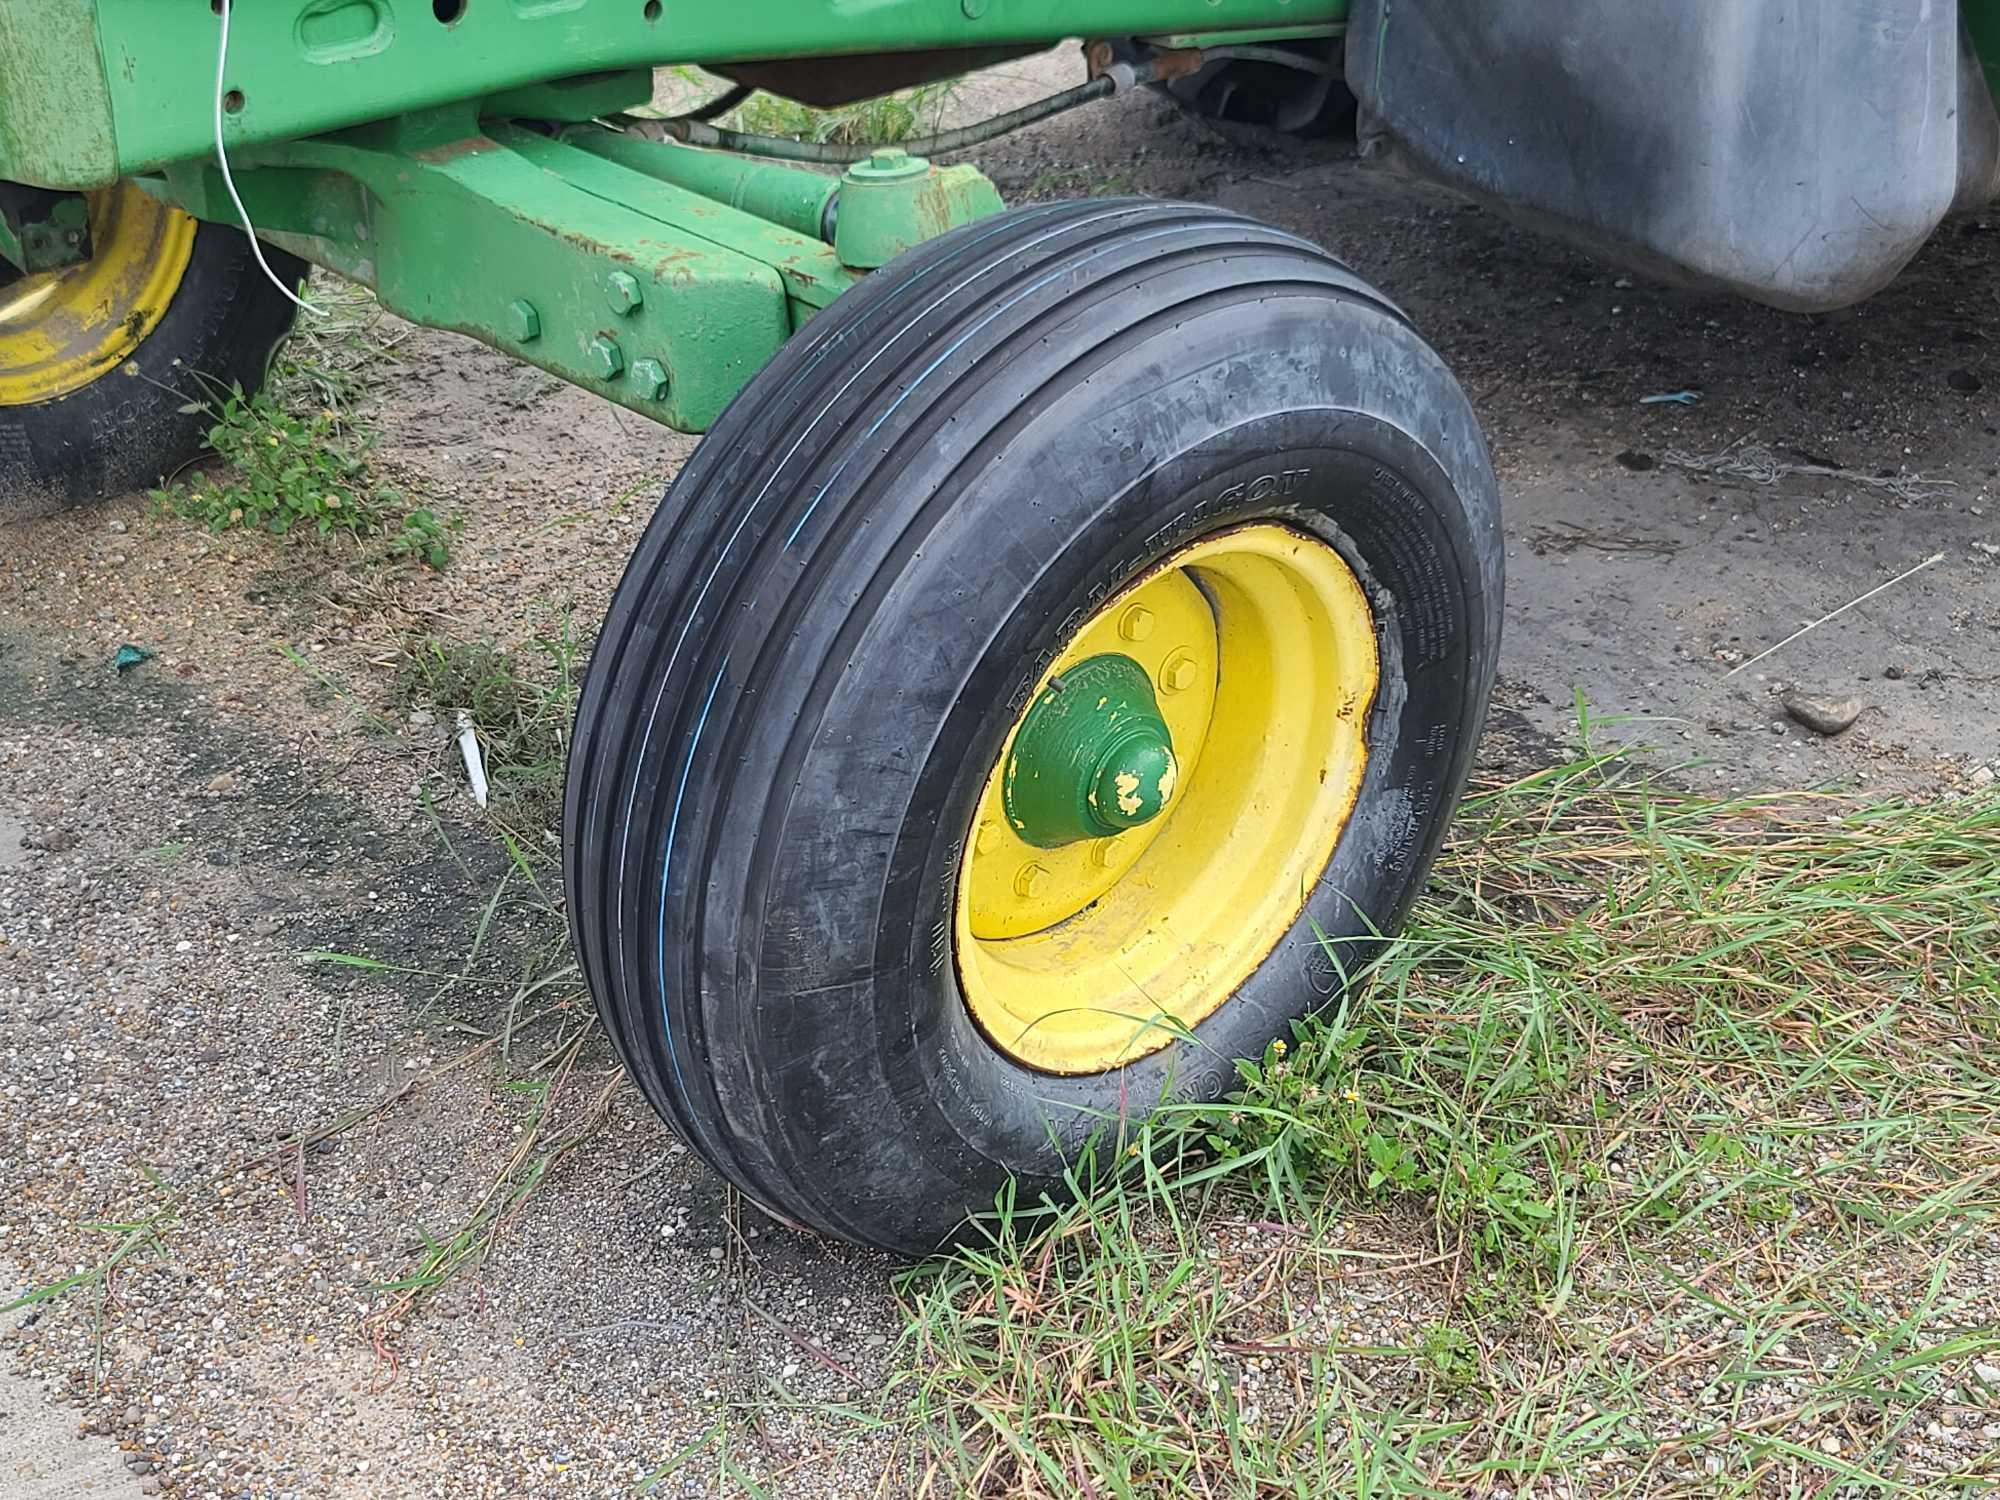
[1159,651,1201,694]
[587,336,626,380]
[606,271,643,315]
[1014,863,1049,899]
[1117,604,1156,642]
[629,358,669,402]
[506,299,541,342]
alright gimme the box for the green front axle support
[156,102,1000,433]
[0,0,1360,436]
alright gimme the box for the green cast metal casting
[0,0,1352,189]
[147,111,1004,434]
[834,148,1004,269]
[1003,654,1181,849]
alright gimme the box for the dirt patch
[1,47,1996,1500]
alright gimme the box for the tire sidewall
[746,299,1497,1244]
[900,427,1463,1139]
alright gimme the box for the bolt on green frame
[0,2,1345,431]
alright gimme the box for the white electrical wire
[213,0,325,316]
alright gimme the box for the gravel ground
[3,47,1998,1500]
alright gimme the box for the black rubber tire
[565,200,1503,1255]
[0,221,306,511]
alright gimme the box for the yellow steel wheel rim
[955,522,1379,1075]
[0,183,196,408]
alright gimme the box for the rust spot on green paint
[412,136,497,164]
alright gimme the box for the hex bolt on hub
[1117,604,1156,642]
[506,299,541,342]
[1158,649,1202,694]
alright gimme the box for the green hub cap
[1003,654,1180,849]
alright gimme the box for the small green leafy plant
[387,508,456,571]
[154,386,452,568]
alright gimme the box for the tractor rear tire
[1,183,305,511]
[565,199,1502,1255]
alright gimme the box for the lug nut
[1159,651,1202,694]
[1117,604,1155,642]
[1014,863,1049,899]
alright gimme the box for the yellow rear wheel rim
[0,183,196,408]
[955,522,1380,1075]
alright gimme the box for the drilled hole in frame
[433,0,466,22]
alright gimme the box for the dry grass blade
[1660,436,1957,502]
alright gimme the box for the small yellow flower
[1271,1039,1287,1056]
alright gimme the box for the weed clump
[153,387,454,568]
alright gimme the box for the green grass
[884,758,2000,1496]
[266,270,405,418]
[395,610,589,835]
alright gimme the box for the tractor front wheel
[0,182,306,510]
[565,200,1502,1254]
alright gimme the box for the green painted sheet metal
[1144,22,1344,47]
[1969,0,2000,106]
[0,1,118,188]
[9,0,1344,187]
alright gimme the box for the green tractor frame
[4,2,1995,1254]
